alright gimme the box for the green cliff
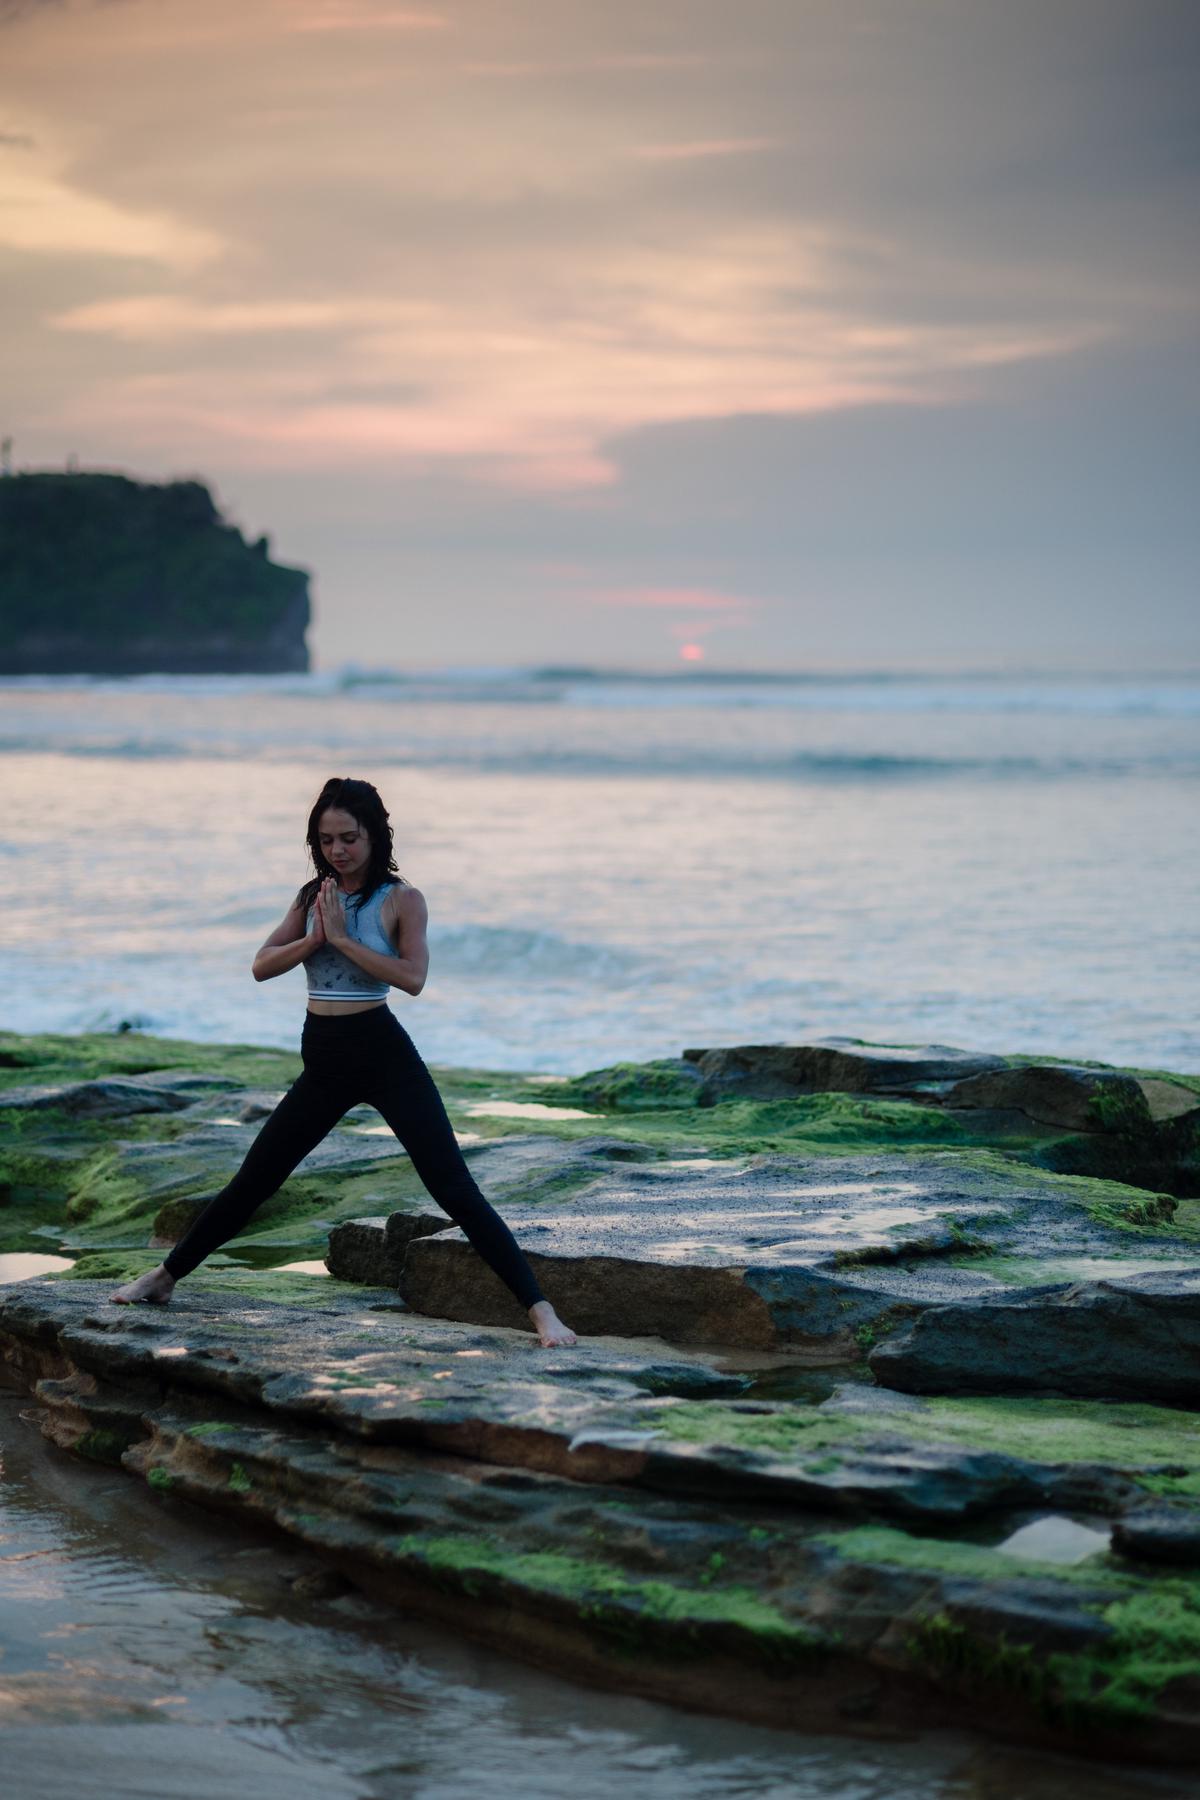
[0,471,310,674]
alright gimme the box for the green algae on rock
[4,1026,1200,1371]
[676,1039,1200,1198]
[2,1277,1198,1762]
[2,1027,1200,1763]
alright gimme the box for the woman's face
[317,807,372,883]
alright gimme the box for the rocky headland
[0,471,310,674]
[2,1027,1198,1766]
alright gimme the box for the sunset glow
[1,0,1192,669]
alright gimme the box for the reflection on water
[0,1254,75,1281]
[995,1516,1112,1566]
[461,1101,602,1121]
[345,1124,485,1145]
[0,1388,1183,1800]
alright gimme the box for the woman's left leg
[362,1017,547,1311]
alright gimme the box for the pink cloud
[590,587,758,653]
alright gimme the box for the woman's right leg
[161,1069,353,1279]
[360,1016,549,1311]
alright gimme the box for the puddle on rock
[0,1387,1183,1800]
[0,1253,75,1281]
[627,1363,864,1405]
[629,1368,749,1400]
[345,1124,485,1146]
[658,1158,733,1170]
[735,1364,855,1405]
[784,1205,943,1236]
[996,1515,1113,1565]
[992,1256,1200,1286]
[462,1099,603,1121]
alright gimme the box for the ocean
[3,666,1198,1075]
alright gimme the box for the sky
[1,0,1197,672]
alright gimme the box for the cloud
[288,4,449,31]
[2,0,1195,665]
[588,583,759,659]
[0,159,223,268]
[631,138,781,162]
[51,295,357,339]
[37,223,1111,490]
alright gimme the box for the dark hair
[296,777,401,916]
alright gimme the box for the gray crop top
[303,880,401,1001]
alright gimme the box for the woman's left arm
[318,880,429,996]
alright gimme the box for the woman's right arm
[252,896,323,982]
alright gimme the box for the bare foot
[528,1300,577,1347]
[111,1264,176,1306]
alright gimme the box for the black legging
[162,1005,546,1309]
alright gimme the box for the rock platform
[4,1276,1200,1760]
[335,1146,1197,1366]
[2,1027,1199,1764]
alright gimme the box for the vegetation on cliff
[0,471,310,674]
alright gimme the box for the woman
[111,777,577,1348]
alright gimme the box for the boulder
[1112,1506,1200,1567]
[1134,1078,1200,1126]
[672,1043,1200,1195]
[128,1070,245,1097]
[403,1146,1025,1347]
[681,1039,1007,1104]
[943,1066,1154,1135]
[561,1058,705,1111]
[0,1077,201,1118]
[395,1149,1195,1350]
[869,1268,1200,1403]
[325,1211,446,1285]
